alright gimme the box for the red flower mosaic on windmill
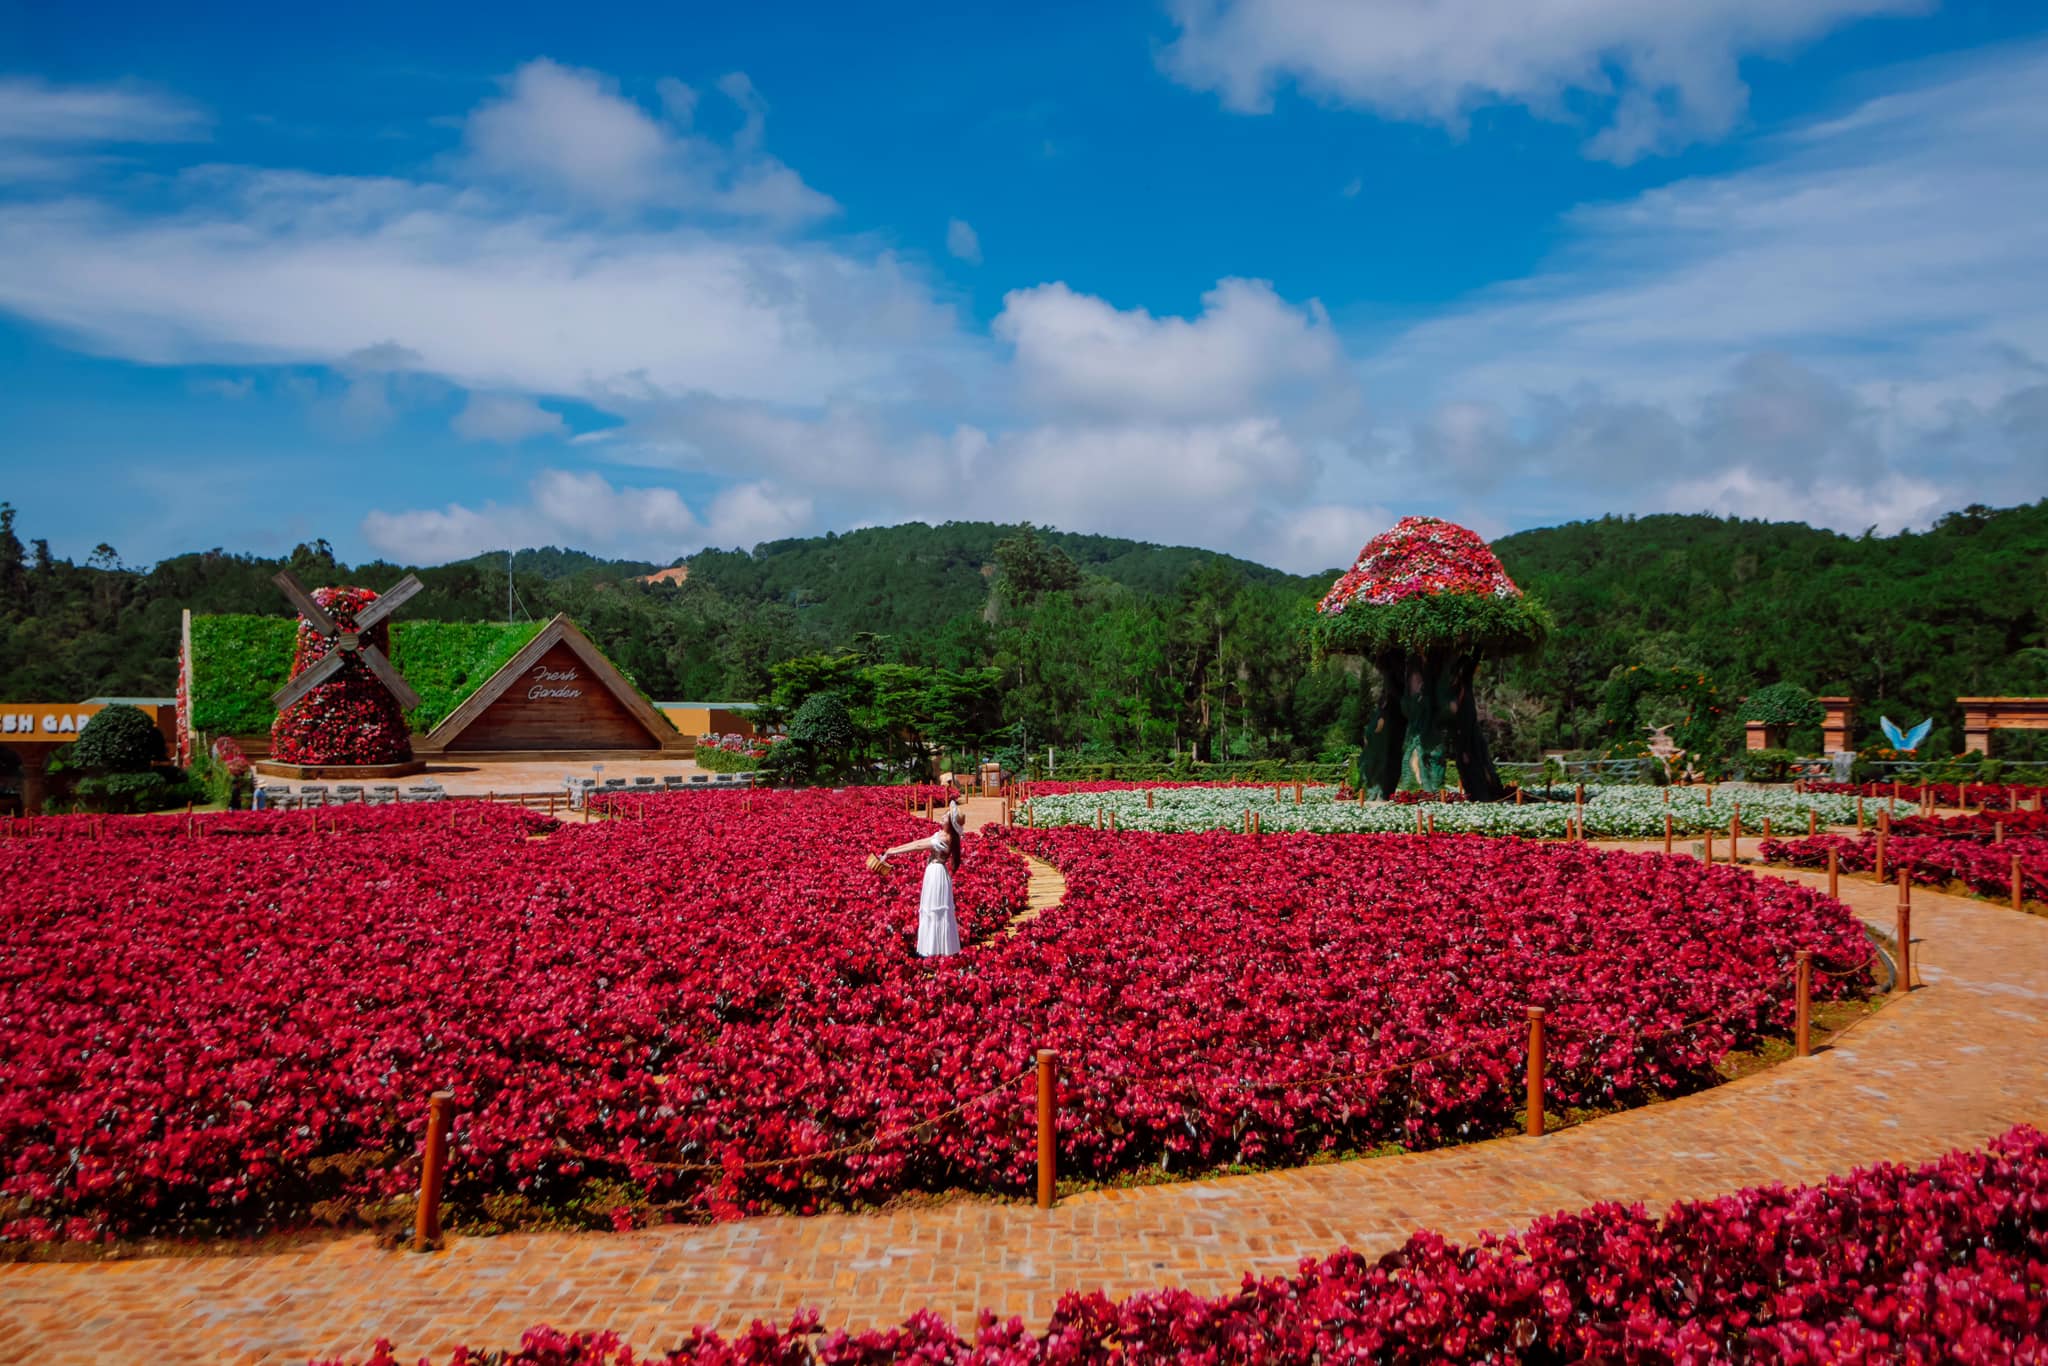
[269,586,413,766]
[1317,515,1522,615]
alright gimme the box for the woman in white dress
[875,803,965,957]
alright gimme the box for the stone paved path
[5,847,2046,1365]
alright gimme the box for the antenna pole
[507,549,514,625]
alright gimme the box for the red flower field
[322,1124,2048,1364]
[1,793,1871,1242]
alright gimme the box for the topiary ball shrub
[1740,682,1826,731]
[270,587,414,767]
[789,693,856,772]
[789,693,855,748]
[71,704,167,773]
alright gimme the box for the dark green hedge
[390,620,543,731]
[189,615,544,736]
[189,615,297,735]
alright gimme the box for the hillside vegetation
[1,500,2044,764]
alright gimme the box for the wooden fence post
[1704,827,1714,864]
[2015,856,2025,912]
[1874,826,1886,884]
[1762,815,1771,842]
[1809,809,1818,837]
[1730,807,1740,863]
[1896,873,1913,994]
[1036,1049,1057,1210]
[1525,1008,1546,1137]
[1828,846,1839,900]
[1664,813,1673,854]
[413,1090,456,1252]
[1857,796,1866,832]
[1794,952,1813,1058]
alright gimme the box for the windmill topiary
[269,576,422,767]
[1308,516,1548,799]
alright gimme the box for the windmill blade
[271,650,347,710]
[359,643,423,712]
[353,573,425,631]
[273,570,338,636]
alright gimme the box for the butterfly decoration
[1880,716,1933,752]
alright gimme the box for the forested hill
[1,500,2044,762]
[1489,502,2048,755]
[685,522,1320,641]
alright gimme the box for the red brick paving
[4,835,2046,1364]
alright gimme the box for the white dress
[917,830,961,958]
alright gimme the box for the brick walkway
[5,847,2046,1364]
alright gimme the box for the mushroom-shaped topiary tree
[1307,516,1548,799]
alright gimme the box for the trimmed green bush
[790,693,856,756]
[74,769,204,813]
[1740,682,1826,730]
[693,744,762,773]
[1739,747,1798,783]
[71,704,166,772]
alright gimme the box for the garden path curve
[4,840,2047,1365]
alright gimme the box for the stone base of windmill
[254,758,430,781]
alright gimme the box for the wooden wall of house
[442,643,660,751]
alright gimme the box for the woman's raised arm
[879,832,945,859]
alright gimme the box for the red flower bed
[270,585,413,766]
[2,805,1867,1243]
[324,1125,2048,1364]
[1805,780,2047,812]
[1760,831,2048,904]
[1893,808,2048,839]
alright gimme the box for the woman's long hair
[944,806,965,875]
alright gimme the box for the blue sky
[2,0,2045,572]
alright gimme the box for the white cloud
[361,469,811,563]
[1162,0,1929,162]
[1659,466,1947,533]
[1349,42,2048,529]
[0,171,954,405]
[994,277,1354,422]
[946,218,982,264]
[452,392,569,443]
[1371,44,2048,406]
[0,76,207,183]
[0,76,206,145]
[460,58,835,221]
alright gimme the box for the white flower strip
[1018,784,1901,840]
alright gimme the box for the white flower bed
[1017,783,1906,840]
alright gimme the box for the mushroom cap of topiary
[1308,515,1549,657]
